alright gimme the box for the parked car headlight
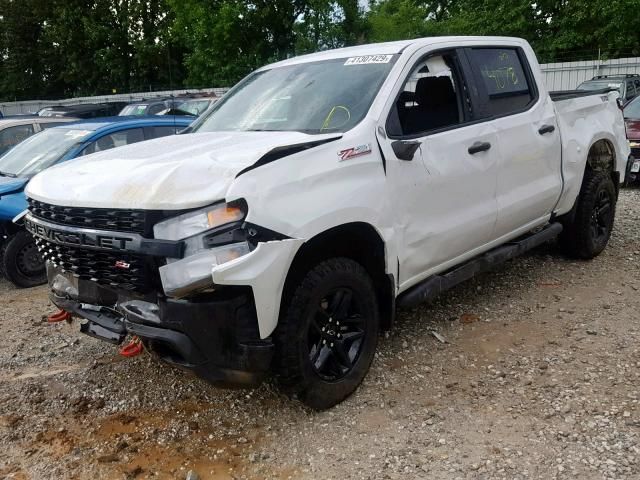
[629,140,640,148]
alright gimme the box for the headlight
[154,201,250,297]
[154,202,246,241]
[630,140,640,148]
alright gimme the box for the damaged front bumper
[48,266,274,387]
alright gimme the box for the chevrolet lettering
[25,217,136,251]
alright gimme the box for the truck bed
[549,88,616,101]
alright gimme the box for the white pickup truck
[24,36,629,409]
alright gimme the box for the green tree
[0,0,60,100]
[169,0,367,87]
[45,0,184,97]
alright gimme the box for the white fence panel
[540,57,640,91]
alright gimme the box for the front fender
[0,191,28,223]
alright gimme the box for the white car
[25,36,630,409]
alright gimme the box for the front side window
[81,128,145,156]
[0,124,35,156]
[145,125,178,139]
[147,104,165,115]
[387,52,466,137]
[195,55,398,135]
[467,48,534,118]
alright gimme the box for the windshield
[577,80,622,92]
[0,128,91,177]
[177,100,211,116]
[194,55,397,134]
[624,96,640,119]
[120,104,148,116]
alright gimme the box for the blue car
[0,116,193,287]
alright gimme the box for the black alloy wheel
[590,189,613,244]
[308,288,367,381]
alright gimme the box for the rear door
[464,47,562,237]
[378,47,500,287]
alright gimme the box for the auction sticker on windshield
[345,55,393,66]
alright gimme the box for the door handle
[468,141,491,155]
[538,124,555,135]
[392,140,421,161]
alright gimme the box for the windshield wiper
[0,170,17,178]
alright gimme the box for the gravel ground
[1,189,639,480]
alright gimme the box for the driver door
[378,48,500,288]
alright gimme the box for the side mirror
[392,140,421,161]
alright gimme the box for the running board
[397,223,563,309]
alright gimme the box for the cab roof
[263,36,528,70]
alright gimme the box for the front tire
[1,231,47,288]
[559,170,617,259]
[274,258,380,410]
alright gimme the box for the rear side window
[625,81,636,100]
[467,48,535,118]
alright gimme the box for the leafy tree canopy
[0,0,638,101]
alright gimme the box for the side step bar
[397,222,563,309]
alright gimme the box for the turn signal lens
[207,205,244,228]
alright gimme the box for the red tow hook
[47,309,72,323]
[119,336,144,358]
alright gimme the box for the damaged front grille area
[36,237,156,292]
[28,199,150,236]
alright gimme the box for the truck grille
[36,237,155,292]
[28,199,150,236]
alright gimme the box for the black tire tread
[1,230,46,288]
[559,169,616,259]
[274,257,378,409]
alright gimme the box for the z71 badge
[338,144,372,161]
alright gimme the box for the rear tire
[559,169,617,259]
[274,258,380,410]
[1,231,47,288]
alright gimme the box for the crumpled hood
[0,176,28,197]
[26,131,340,210]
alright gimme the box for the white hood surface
[26,131,340,210]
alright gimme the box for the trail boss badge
[338,144,372,161]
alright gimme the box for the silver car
[0,117,78,157]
